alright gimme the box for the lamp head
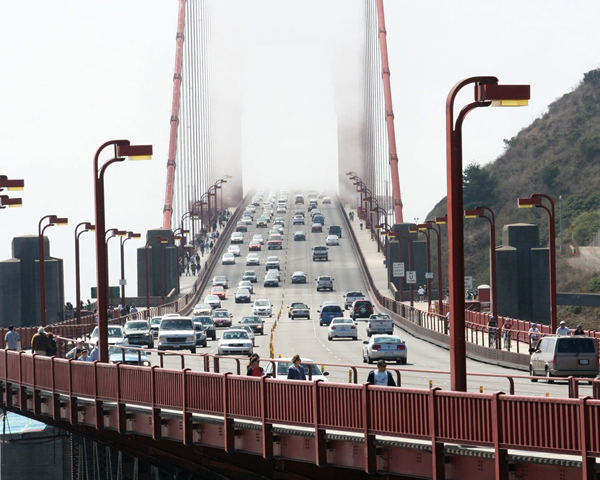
[517,197,540,208]
[0,195,22,208]
[464,208,484,218]
[0,176,24,191]
[435,216,447,225]
[117,144,153,161]
[475,83,530,107]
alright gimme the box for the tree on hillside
[463,163,497,209]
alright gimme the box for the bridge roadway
[159,196,594,399]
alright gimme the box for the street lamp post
[559,195,563,253]
[446,77,529,391]
[371,206,389,254]
[464,206,498,325]
[412,225,432,312]
[120,231,141,306]
[106,229,126,308]
[517,194,557,332]
[38,215,68,326]
[391,230,414,307]
[94,140,152,363]
[145,236,168,309]
[75,222,95,322]
[425,220,444,315]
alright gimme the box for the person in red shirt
[246,354,263,377]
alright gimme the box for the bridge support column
[222,372,235,453]
[362,384,376,474]
[429,388,445,479]
[313,380,327,466]
[491,392,508,480]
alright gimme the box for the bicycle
[488,328,496,348]
[503,330,511,350]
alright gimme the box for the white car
[228,245,241,257]
[362,334,407,365]
[230,232,244,244]
[237,280,254,294]
[246,253,260,266]
[263,357,330,381]
[222,253,235,265]
[228,326,255,346]
[89,326,125,345]
[217,330,253,356]
[328,317,358,341]
[252,299,273,317]
[252,234,264,245]
[326,235,340,246]
[192,303,213,316]
[204,295,221,309]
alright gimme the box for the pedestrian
[487,316,498,347]
[359,220,363,231]
[31,327,47,355]
[209,241,214,252]
[445,311,450,334]
[66,339,86,360]
[4,325,20,351]
[191,262,197,275]
[186,262,190,276]
[418,286,425,302]
[200,245,205,257]
[195,254,200,265]
[247,354,264,377]
[130,305,138,319]
[528,323,540,350]
[287,355,307,380]
[46,333,58,356]
[502,319,513,350]
[79,349,89,362]
[366,360,397,386]
[573,325,586,336]
[89,341,99,361]
[556,321,570,336]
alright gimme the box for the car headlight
[144,333,149,337]
[244,342,252,347]
[186,336,193,342]
[142,361,150,366]
[158,336,164,343]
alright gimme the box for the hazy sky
[1,0,599,304]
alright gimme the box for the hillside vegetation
[426,68,600,327]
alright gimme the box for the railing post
[429,387,445,479]
[67,358,77,424]
[313,379,327,466]
[260,375,273,459]
[181,368,192,446]
[115,363,126,434]
[222,372,234,452]
[568,377,579,399]
[32,356,41,416]
[491,391,508,480]
[93,361,103,430]
[151,366,161,440]
[51,357,60,420]
[579,396,595,479]
[362,384,376,474]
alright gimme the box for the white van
[530,336,598,381]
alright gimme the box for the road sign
[392,262,405,277]
[119,279,127,286]
[464,276,473,290]
[425,272,434,279]
[406,271,417,284]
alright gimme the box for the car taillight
[331,326,336,330]
[372,345,381,351]
[351,326,356,330]
[553,356,557,366]
[397,345,405,350]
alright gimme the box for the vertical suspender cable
[375,0,404,223]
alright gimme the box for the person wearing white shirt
[556,321,570,336]
[366,360,396,386]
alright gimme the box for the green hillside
[426,68,600,326]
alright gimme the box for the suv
[530,336,598,380]
[312,245,328,261]
[252,299,273,317]
[350,300,374,320]
[316,275,334,292]
[318,304,343,326]
[124,320,154,348]
[343,291,365,310]
[193,315,216,340]
[265,257,280,270]
[328,225,342,238]
[158,316,196,353]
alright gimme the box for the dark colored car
[328,225,342,238]
[291,271,307,283]
[350,300,374,320]
[311,223,323,233]
[239,316,265,335]
[235,288,252,303]
[124,320,154,348]
[193,315,216,340]
[264,274,280,287]
[242,270,258,283]
[294,231,306,241]
[212,310,233,328]
[318,304,344,326]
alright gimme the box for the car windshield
[373,336,402,344]
[109,347,146,356]
[126,322,148,330]
[222,331,249,340]
[108,327,123,337]
[237,289,250,295]
[256,300,269,306]
[293,304,308,309]
[241,316,260,323]
[275,362,323,376]
[215,277,226,282]
[150,317,162,325]
[161,319,193,330]
[319,277,331,281]
[213,312,229,318]
[193,316,212,325]
[245,271,255,275]
[371,314,390,320]
[348,292,363,297]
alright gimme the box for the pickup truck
[366,314,394,336]
[312,245,328,261]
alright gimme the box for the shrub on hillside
[573,210,600,245]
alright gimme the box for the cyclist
[502,319,513,350]
[487,316,498,348]
[528,323,540,349]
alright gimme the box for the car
[242,270,258,283]
[288,302,310,320]
[530,336,598,381]
[313,215,325,225]
[362,334,407,364]
[246,253,260,265]
[328,317,358,341]
[237,280,254,294]
[235,288,252,303]
[149,316,162,338]
[245,205,256,213]
[228,326,256,346]
[316,275,334,292]
[192,320,207,347]
[252,299,273,317]
[291,271,307,284]
[240,215,253,225]
[293,215,305,225]
[310,208,321,218]
[366,314,394,336]
[252,234,264,245]
[157,316,196,353]
[322,196,331,204]
[256,219,268,228]
[328,225,342,238]
[248,240,262,251]
[90,326,125,346]
[239,316,265,335]
[217,330,253,356]
[318,304,343,326]
[204,295,221,309]
[192,303,213,316]
[263,272,280,287]
[267,236,283,250]
[212,276,229,289]
[230,232,244,244]
[123,320,154,348]
[193,315,216,340]
[235,222,248,232]
[222,253,236,265]
[263,357,329,381]
[293,231,306,241]
[350,300,374,320]
[295,194,305,204]
[326,235,339,246]
[265,256,280,270]
[311,223,323,233]
[228,245,241,257]
[273,224,284,235]
[274,217,285,226]
[210,286,227,300]
[294,210,305,218]
[343,291,365,310]
[212,309,233,328]
[109,345,151,366]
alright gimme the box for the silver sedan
[362,334,407,365]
